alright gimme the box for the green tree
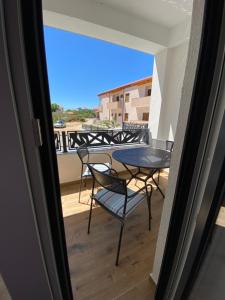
[51,103,60,112]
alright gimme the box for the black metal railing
[54,129,150,153]
[54,132,61,152]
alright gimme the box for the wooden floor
[61,171,168,300]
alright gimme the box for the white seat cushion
[94,187,146,218]
[82,163,111,177]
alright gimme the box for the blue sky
[44,26,154,109]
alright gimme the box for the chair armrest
[87,163,119,177]
[127,184,152,198]
[108,168,119,176]
[88,152,112,165]
[84,162,111,171]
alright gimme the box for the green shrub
[52,107,97,124]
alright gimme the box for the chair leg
[78,166,84,203]
[116,223,124,266]
[78,176,83,203]
[87,197,93,234]
[157,170,160,185]
[146,185,152,231]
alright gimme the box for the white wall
[57,146,140,184]
[158,41,189,140]
[149,19,190,141]
[149,49,168,138]
[149,41,189,140]
[151,0,205,283]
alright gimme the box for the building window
[124,113,129,121]
[116,96,120,102]
[125,93,130,102]
[118,113,121,116]
[111,113,114,117]
[120,94,124,99]
[147,88,151,96]
[142,112,149,121]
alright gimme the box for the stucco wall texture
[151,0,205,284]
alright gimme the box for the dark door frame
[176,106,225,299]
[16,1,73,299]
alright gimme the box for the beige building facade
[97,77,152,126]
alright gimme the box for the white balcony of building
[107,101,122,110]
[131,96,150,108]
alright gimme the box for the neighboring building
[96,76,152,126]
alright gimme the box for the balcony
[55,129,150,182]
[107,101,122,110]
[131,96,150,108]
[54,129,171,299]
[54,129,171,183]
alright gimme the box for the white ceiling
[43,0,193,53]
[93,0,193,28]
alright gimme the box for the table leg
[122,163,138,184]
[152,177,165,198]
[121,163,165,198]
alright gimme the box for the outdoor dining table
[112,146,171,197]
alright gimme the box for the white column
[151,0,205,284]
[148,48,168,139]
[149,41,189,141]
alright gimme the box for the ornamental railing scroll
[54,132,61,152]
[54,129,150,153]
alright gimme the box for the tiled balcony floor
[61,171,169,300]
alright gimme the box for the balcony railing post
[62,131,67,153]
[143,129,150,145]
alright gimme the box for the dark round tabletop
[112,146,171,169]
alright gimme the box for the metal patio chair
[157,140,174,185]
[87,164,153,266]
[77,144,112,203]
[166,140,174,152]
